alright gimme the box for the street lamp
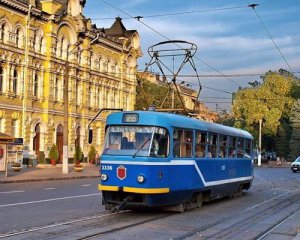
[257,119,262,166]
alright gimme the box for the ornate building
[0,0,142,162]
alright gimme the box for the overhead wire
[91,1,282,20]
[248,3,294,73]
[98,0,243,90]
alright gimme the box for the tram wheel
[195,193,203,208]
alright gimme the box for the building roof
[104,17,136,39]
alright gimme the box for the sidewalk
[0,164,100,184]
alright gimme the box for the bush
[48,144,59,163]
[74,146,83,164]
[88,145,96,164]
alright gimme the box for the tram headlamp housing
[101,173,108,181]
[137,175,145,183]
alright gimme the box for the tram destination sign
[123,113,139,123]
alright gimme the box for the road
[0,167,299,240]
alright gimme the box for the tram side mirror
[88,129,93,144]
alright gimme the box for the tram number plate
[102,165,113,171]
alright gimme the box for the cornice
[0,0,49,21]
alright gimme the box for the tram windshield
[103,126,169,157]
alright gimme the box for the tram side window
[173,129,193,158]
[219,135,227,158]
[207,133,218,158]
[195,131,206,158]
[228,136,237,158]
[237,138,245,158]
[150,127,169,157]
[245,139,252,158]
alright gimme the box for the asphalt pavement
[0,164,100,184]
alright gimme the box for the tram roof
[106,111,253,139]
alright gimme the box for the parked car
[253,152,268,164]
[291,156,300,173]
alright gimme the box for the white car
[291,156,300,173]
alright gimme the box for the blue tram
[98,111,254,211]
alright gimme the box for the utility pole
[62,34,99,174]
[258,119,262,166]
[63,59,69,174]
[22,5,31,142]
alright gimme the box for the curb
[0,175,100,184]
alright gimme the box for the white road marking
[82,184,91,187]
[0,190,25,194]
[44,188,56,190]
[0,193,102,208]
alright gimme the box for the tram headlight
[101,173,108,181]
[137,175,145,183]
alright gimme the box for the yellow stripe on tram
[98,185,119,191]
[123,187,169,194]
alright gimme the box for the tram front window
[103,126,169,157]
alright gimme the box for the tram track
[0,209,173,240]
[1,188,298,240]
[173,189,300,240]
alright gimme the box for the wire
[99,0,243,88]
[92,5,249,20]
[248,3,294,73]
[91,1,282,20]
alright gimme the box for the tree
[135,79,182,110]
[232,71,295,150]
[289,99,300,160]
[274,118,292,159]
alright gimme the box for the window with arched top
[0,23,9,43]
[16,29,24,48]
[40,37,44,53]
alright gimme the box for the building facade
[0,0,142,162]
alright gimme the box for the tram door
[56,124,63,162]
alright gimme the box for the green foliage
[289,99,300,160]
[135,79,182,110]
[275,119,292,159]
[216,109,235,127]
[88,145,96,162]
[48,144,59,162]
[74,146,83,163]
[38,152,45,164]
[233,72,295,136]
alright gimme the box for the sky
[84,0,300,112]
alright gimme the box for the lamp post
[22,5,31,142]
[257,119,262,166]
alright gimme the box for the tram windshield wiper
[132,138,151,158]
